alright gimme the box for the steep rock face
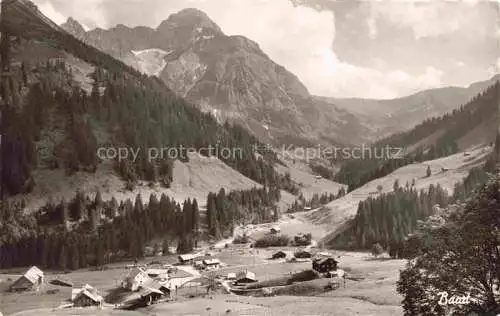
[162,50,207,97]
[60,9,368,146]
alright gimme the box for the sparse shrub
[233,234,250,244]
[371,243,384,258]
[46,289,60,295]
[125,180,136,191]
[254,235,290,248]
[294,250,312,258]
[294,233,312,246]
[291,269,320,282]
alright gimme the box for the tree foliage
[330,183,449,257]
[397,175,500,315]
[371,243,384,257]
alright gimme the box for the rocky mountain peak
[54,6,368,146]
[60,17,86,39]
[157,7,222,35]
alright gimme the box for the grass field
[143,294,402,315]
[1,248,404,316]
[1,174,409,316]
[1,211,405,316]
[10,309,143,316]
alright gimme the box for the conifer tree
[59,244,67,270]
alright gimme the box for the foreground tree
[426,165,432,178]
[371,243,384,258]
[397,175,500,315]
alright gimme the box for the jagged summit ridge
[158,7,222,34]
[61,17,86,38]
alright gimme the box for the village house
[236,271,257,284]
[226,272,237,281]
[178,254,196,265]
[9,266,44,292]
[312,257,338,274]
[122,267,151,292]
[137,280,171,306]
[202,258,221,270]
[71,284,103,307]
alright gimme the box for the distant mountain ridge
[333,80,499,194]
[316,74,500,139]
[62,13,499,145]
[60,11,369,146]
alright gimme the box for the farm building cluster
[178,253,223,271]
[7,266,105,307]
[3,234,346,313]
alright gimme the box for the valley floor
[4,145,486,316]
[1,231,405,316]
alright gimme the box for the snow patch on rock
[131,48,171,76]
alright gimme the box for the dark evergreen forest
[329,157,496,257]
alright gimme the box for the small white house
[10,266,44,292]
[71,284,103,307]
[122,268,151,292]
[236,271,257,283]
[270,226,281,234]
[226,273,236,281]
[202,258,221,270]
[178,254,196,265]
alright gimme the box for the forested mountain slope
[334,81,499,192]
[1,0,297,198]
[0,0,299,269]
[310,145,496,248]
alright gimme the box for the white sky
[33,0,500,99]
